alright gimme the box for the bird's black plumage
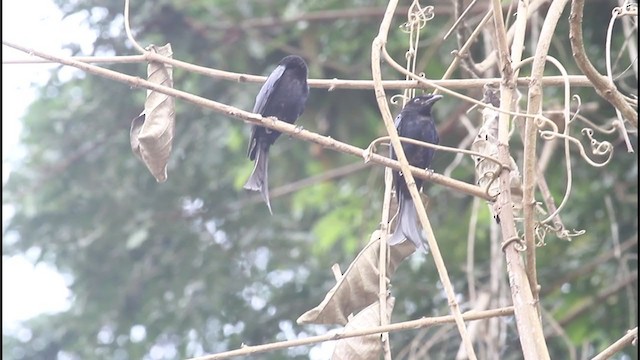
[244,55,309,214]
[388,94,442,251]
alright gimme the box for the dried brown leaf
[130,43,175,183]
[331,297,395,360]
[297,231,415,325]
[130,113,145,161]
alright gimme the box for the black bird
[388,94,442,251]
[244,55,309,214]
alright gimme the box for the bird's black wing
[393,112,403,129]
[253,64,286,115]
[390,112,404,160]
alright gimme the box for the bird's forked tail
[388,193,427,252]
[243,147,272,214]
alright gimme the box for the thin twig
[619,0,638,79]
[436,7,494,92]
[451,0,483,78]
[381,46,561,124]
[605,5,635,152]
[186,307,515,360]
[591,327,638,360]
[366,135,504,169]
[538,127,613,168]
[475,0,552,73]
[521,0,570,304]
[1,51,594,89]
[2,39,493,201]
[444,0,480,40]
[2,55,146,64]
[569,0,638,128]
[517,56,580,228]
[123,0,146,54]
[372,1,478,358]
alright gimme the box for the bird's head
[407,94,443,113]
[280,55,308,76]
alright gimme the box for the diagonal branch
[371,1,478,359]
[592,327,638,360]
[2,39,492,201]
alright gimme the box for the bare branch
[2,40,492,201]
[490,0,551,358]
[569,0,638,128]
[372,1,478,358]
[186,307,515,360]
[592,327,638,360]
[1,52,594,89]
[123,0,146,53]
[522,0,570,306]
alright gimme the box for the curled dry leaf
[297,231,415,326]
[130,113,146,161]
[471,85,521,222]
[331,297,395,360]
[130,43,175,183]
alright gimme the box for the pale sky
[2,0,95,330]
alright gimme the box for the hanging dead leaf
[331,297,395,360]
[297,231,415,325]
[130,43,175,183]
[130,112,146,161]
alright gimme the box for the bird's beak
[427,94,443,105]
